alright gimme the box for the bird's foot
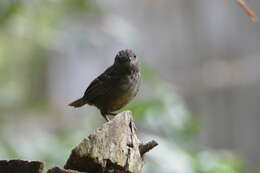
[101,112,118,122]
[101,113,110,122]
[107,112,117,116]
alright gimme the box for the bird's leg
[107,112,117,116]
[101,111,110,122]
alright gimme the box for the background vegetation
[1,0,259,172]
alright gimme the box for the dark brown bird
[69,49,141,121]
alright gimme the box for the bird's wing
[83,65,118,103]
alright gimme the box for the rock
[0,159,44,173]
[64,111,144,173]
[47,166,85,173]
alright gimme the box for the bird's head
[114,49,139,72]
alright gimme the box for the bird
[69,49,141,121]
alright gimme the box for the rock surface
[0,159,44,173]
[0,111,158,173]
[64,111,144,173]
[47,166,85,173]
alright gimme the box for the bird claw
[107,112,117,116]
[104,115,110,122]
[101,112,110,122]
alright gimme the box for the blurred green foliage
[0,1,246,173]
[0,0,97,109]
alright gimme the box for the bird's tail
[68,98,87,107]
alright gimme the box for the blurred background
[0,0,260,172]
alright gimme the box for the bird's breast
[109,72,141,111]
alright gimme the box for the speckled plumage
[69,49,141,121]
